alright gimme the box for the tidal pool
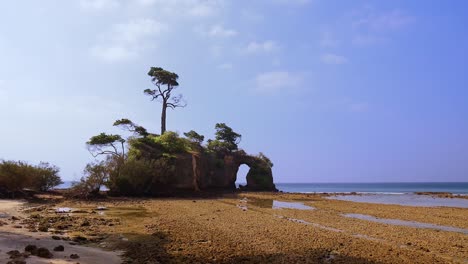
[246,198,315,210]
[330,194,468,208]
[344,213,468,235]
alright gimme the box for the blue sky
[0,0,467,183]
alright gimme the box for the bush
[33,162,62,192]
[153,131,191,154]
[114,158,175,196]
[0,160,63,195]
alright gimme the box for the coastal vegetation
[0,66,276,199]
[74,66,277,197]
[0,160,62,197]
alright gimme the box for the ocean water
[59,181,468,195]
[274,182,468,194]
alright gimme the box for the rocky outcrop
[169,151,277,192]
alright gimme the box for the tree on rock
[144,67,186,134]
[113,118,149,137]
[184,130,205,144]
[207,123,242,153]
[86,133,126,159]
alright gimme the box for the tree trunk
[161,100,167,134]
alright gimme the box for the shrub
[32,162,63,192]
[153,131,191,154]
[114,158,175,196]
[0,160,62,195]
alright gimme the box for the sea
[60,181,468,194]
[273,182,468,194]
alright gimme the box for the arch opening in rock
[235,164,250,188]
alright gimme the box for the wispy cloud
[321,53,348,65]
[134,0,226,18]
[255,71,304,95]
[91,18,167,62]
[244,40,279,54]
[203,25,238,38]
[351,8,414,46]
[79,0,120,10]
[353,9,414,32]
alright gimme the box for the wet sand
[18,192,466,264]
[0,200,122,264]
[2,193,467,263]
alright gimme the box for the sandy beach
[0,193,465,263]
[0,200,122,264]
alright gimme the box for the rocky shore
[1,193,467,263]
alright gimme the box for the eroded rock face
[173,151,277,192]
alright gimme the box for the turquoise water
[275,182,468,194]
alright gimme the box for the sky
[0,0,467,183]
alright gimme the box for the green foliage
[184,130,205,144]
[33,162,63,192]
[152,132,191,154]
[82,161,109,193]
[147,67,179,87]
[114,118,149,137]
[88,133,124,145]
[0,160,62,194]
[207,123,242,153]
[87,133,126,158]
[115,158,175,196]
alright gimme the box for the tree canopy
[87,133,126,158]
[184,130,205,144]
[207,123,242,153]
[144,67,186,134]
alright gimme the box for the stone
[36,247,53,258]
[7,250,22,258]
[24,244,37,253]
[54,245,65,252]
[70,253,80,259]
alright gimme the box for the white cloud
[79,0,120,10]
[353,10,414,32]
[217,63,233,70]
[244,40,279,54]
[206,25,238,37]
[349,9,413,47]
[255,71,304,95]
[134,0,225,18]
[91,45,137,62]
[91,18,167,62]
[321,53,348,65]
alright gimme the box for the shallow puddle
[0,213,9,218]
[330,194,468,208]
[344,213,468,235]
[55,207,73,213]
[97,206,149,218]
[246,198,314,210]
